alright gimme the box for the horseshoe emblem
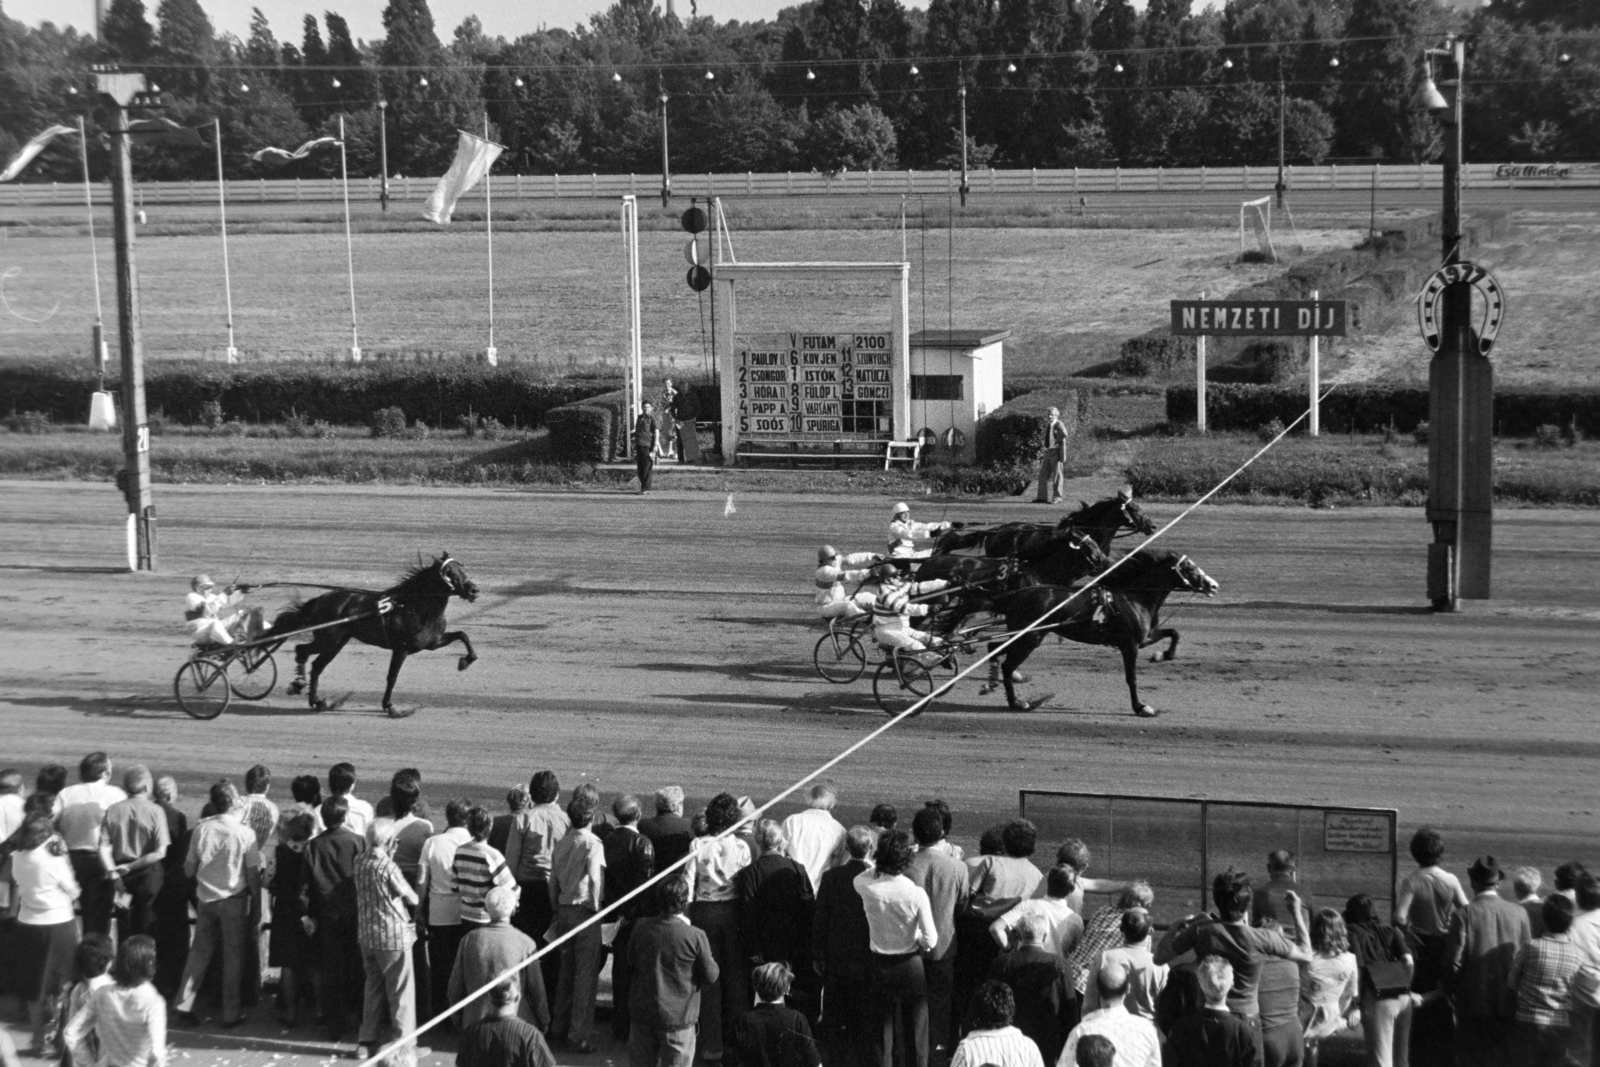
[1416,261,1506,357]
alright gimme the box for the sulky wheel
[229,651,278,701]
[873,657,938,718]
[814,629,867,685]
[174,657,231,720]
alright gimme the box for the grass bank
[1126,434,1600,507]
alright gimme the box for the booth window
[911,375,964,401]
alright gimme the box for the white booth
[908,328,1009,464]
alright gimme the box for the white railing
[2,162,1596,206]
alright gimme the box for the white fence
[3,162,1596,207]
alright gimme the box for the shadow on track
[1212,601,1433,615]
[0,564,129,575]
[634,659,818,683]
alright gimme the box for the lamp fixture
[1329,57,1340,68]
[514,76,524,87]
[613,71,623,82]
[1410,59,1448,111]
[332,77,341,87]
[704,70,714,81]
[1113,63,1123,73]
[806,69,816,81]
[240,82,250,92]
[419,75,429,86]
[909,63,919,75]
[1222,59,1233,69]
[1006,62,1017,73]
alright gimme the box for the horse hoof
[1149,653,1164,663]
[1011,671,1031,684]
[287,680,304,695]
[1022,693,1053,712]
[978,682,997,696]
[1134,704,1159,718]
[457,655,477,672]
[386,705,416,719]
[311,699,328,711]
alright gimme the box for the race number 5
[377,596,394,615]
[136,424,150,453]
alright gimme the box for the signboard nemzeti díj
[1170,299,1348,337]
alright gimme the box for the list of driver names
[734,332,893,437]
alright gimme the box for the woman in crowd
[11,813,81,1056]
[1299,906,1360,1067]
[690,792,753,1066]
[64,934,167,1067]
[1343,893,1414,1067]
[271,811,319,1027]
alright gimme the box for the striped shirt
[949,1026,1044,1067]
[356,850,416,951]
[1510,933,1586,1028]
[452,839,514,925]
[1060,1005,1161,1067]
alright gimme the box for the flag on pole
[249,136,342,165]
[421,131,504,225]
[127,117,206,148]
[0,125,78,182]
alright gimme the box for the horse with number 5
[272,552,480,718]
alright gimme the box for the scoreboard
[733,331,894,439]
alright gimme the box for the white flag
[0,125,78,182]
[421,131,504,225]
[249,136,342,165]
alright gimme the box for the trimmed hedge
[976,389,1084,468]
[0,362,613,428]
[1166,382,1600,437]
[545,403,613,463]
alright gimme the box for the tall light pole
[659,91,671,207]
[1275,57,1287,209]
[377,99,389,212]
[1413,35,1490,610]
[94,65,158,571]
[957,81,970,207]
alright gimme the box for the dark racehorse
[932,491,1158,558]
[985,549,1218,717]
[272,553,480,717]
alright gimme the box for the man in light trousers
[356,819,420,1066]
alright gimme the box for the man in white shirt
[329,762,374,837]
[419,798,473,1022]
[855,830,938,1067]
[174,779,262,1028]
[56,751,127,935]
[950,979,1045,1067]
[0,769,23,925]
[991,867,1084,957]
[1059,962,1161,1067]
[783,783,847,893]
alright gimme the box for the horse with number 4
[982,549,1219,718]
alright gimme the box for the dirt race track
[2,479,1597,884]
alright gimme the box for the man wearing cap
[815,546,881,620]
[869,565,953,654]
[1060,961,1160,1067]
[184,574,262,647]
[1446,855,1530,1067]
[1033,408,1069,505]
[887,503,954,560]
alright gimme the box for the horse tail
[269,606,303,637]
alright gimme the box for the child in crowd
[735,962,821,1067]
[1164,956,1256,1067]
[56,934,116,1067]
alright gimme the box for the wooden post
[1196,291,1207,433]
[1308,289,1320,436]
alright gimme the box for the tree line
[0,0,1594,183]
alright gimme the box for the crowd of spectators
[1,757,1599,1067]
